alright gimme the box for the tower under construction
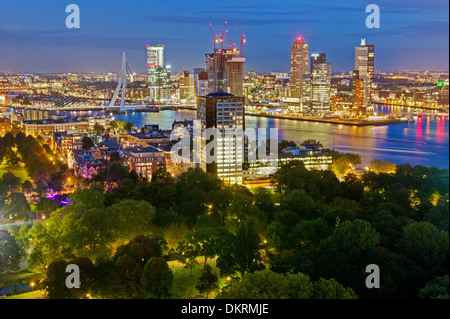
[204,21,246,97]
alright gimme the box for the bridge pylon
[109,51,127,111]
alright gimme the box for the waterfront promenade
[245,112,413,126]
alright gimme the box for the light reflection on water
[81,108,449,168]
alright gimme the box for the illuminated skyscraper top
[147,44,170,101]
[290,37,309,99]
[310,53,331,113]
[354,39,375,109]
[147,44,165,67]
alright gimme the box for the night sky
[0,0,448,74]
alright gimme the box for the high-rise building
[310,53,331,113]
[147,44,171,101]
[290,37,309,99]
[179,71,196,101]
[354,39,374,110]
[205,49,245,97]
[197,92,245,185]
[148,66,171,101]
[194,69,209,97]
[146,44,164,67]
[301,74,311,110]
[352,70,365,110]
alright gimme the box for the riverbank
[246,112,413,126]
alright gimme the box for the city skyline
[0,0,449,74]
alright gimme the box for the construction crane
[225,30,232,50]
[237,19,246,57]
[220,21,227,49]
[209,23,219,50]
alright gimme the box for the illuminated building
[438,86,449,107]
[195,69,209,97]
[290,37,309,99]
[127,145,166,180]
[147,44,171,101]
[301,74,311,110]
[331,94,354,112]
[52,132,84,155]
[22,120,89,136]
[147,44,164,67]
[0,118,11,135]
[354,39,375,110]
[245,146,333,186]
[310,53,331,113]
[353,70,365,109]
[179,71,196,100]
[205,49,245,97]
[22,109,52,121]
[197,92,245,185]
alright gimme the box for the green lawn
[4,290,44,299]
[0,164,29,182]
[0,270,40,288]
[169,260,230,299]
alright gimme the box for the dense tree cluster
[0,132,70,221]
[0,132,67,183]
[6,155,449,299]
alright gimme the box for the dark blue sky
[0,0,448,74]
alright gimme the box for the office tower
[179,71,196,100]
[310,53,331,112]
[197,92,245,185]
[148,66,171,101]
[147,44,171,101]
[194,69,209,97]
[352,70,365,108]
[354,39,374,109]
[147,44,164,67]
[205,48,245,97]
[290,37,309,99]
[301,74,311,111]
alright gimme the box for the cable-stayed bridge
[17,52,151,111]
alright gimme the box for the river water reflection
[75,108,449,168]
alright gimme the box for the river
[68,107,449,168]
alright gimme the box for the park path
[168,258,217,268]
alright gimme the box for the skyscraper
[179,71,196,101]
[310,53,331,113]
[352,70,365,109]
[147,44,164,67]
[147,44,171,101]
[197,92,245,185]
[205,48,245,97]
[301,74,311,110]
[290,37,309,99]
[354,39,374,110]
[194,68,209,97]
